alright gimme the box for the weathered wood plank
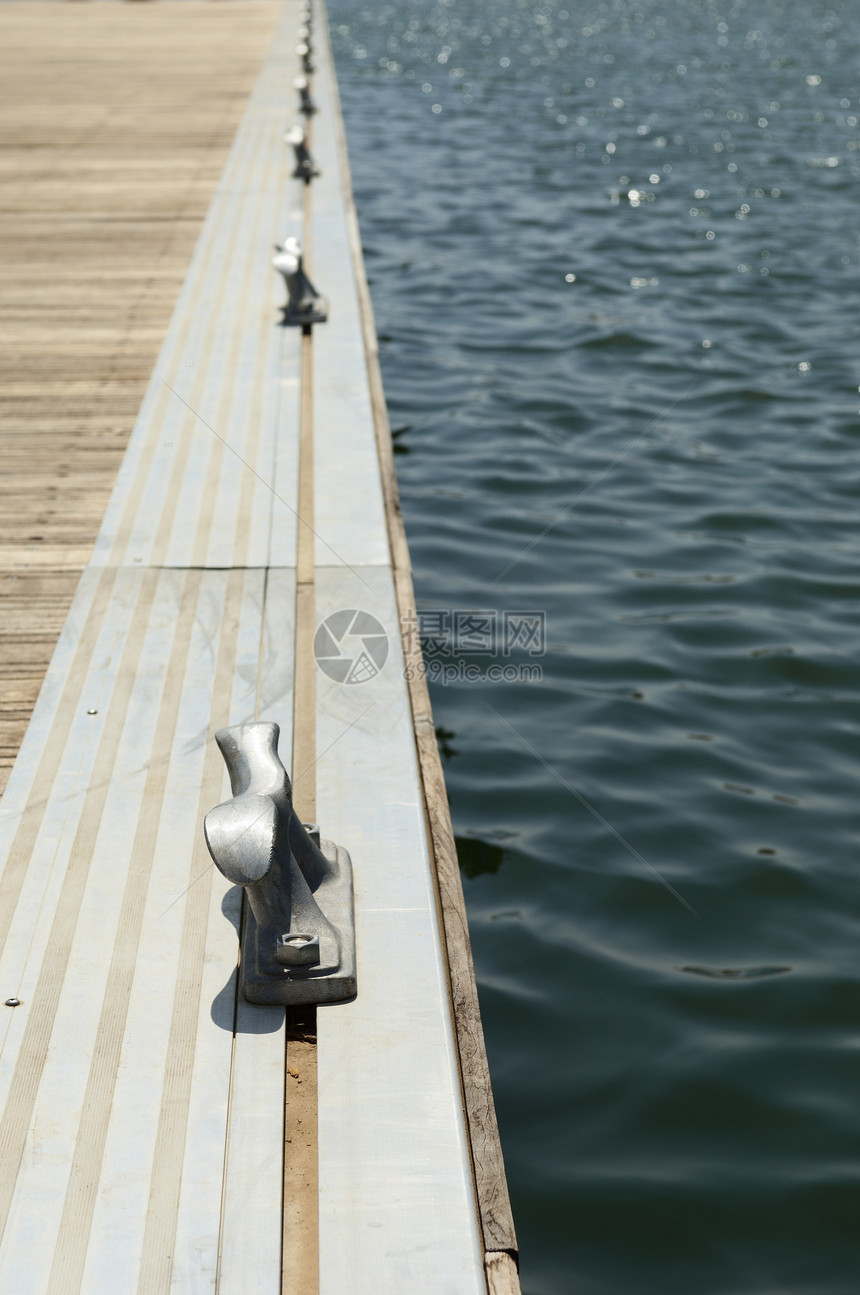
[486,1252,523,1295]
[0,0,282,795]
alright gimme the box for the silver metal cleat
[272,236,328,326]
[294,74,317,116]
[204,722,355,1005]
[285,122,319,180]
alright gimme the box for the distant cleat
[285,122,319,180]
[294,74,317,116]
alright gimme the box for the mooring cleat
[204,722,356,1005]
[272,236,328,326]
[285,123,319,180]
[294,74,317,116]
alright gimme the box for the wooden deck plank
[0,0,283,795]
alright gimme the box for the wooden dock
[0,0,281,793]
[0,3,518,1291]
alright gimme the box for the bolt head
[276,932,320,968]
[302,822,321,848]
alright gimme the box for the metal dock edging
[319,10,520,1289]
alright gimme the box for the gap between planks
[284,128,320,1295]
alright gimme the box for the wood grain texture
[0,0,282,795]
[486,1251,523,1295]
[286,179,319,1292]
[283,1010,319,1295]
[319,1,520,1276]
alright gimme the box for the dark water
[327,1,860,1290]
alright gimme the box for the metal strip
[292,326,317,825]
[0,568,160,1248]
[313,566,486,1293]
[45,568,203,1295]
[308,5,488,1286]
[310,34,389,569]
[0,570,149,1134]
[91,6,300,572]
[163,91,283,571]
[135,567,246,1294]
[0,5,304,1289]
[78,572,263,1292]
[0,573,189,1293]
[149,111,276,572]
[169,570,270,1293]
[318,0,518,1270]
[92,84,272,570]
[216,568,295,1295]
[0,565,117,961]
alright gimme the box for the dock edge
[318,7,521,1290]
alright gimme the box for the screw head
[5,998,20,1008]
